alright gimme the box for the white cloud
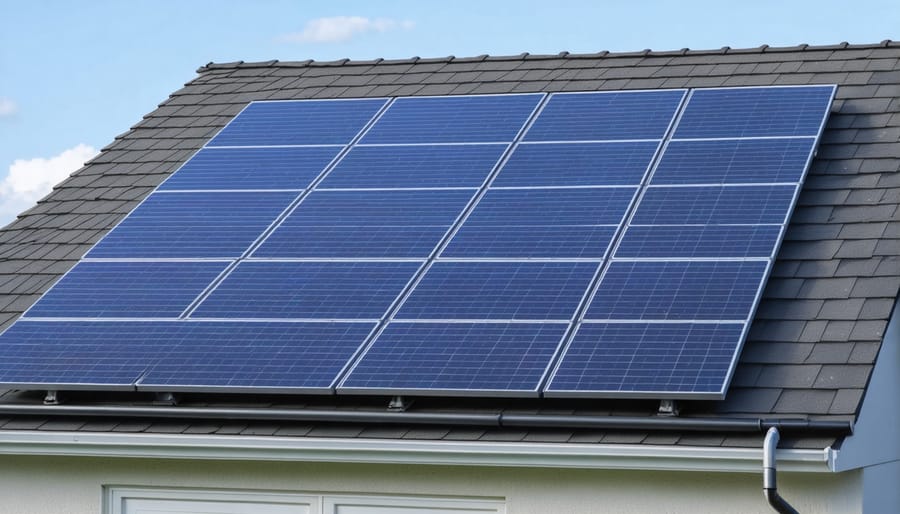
[279,16,414,43]
[0,97,16,118]
[0,144,98,226]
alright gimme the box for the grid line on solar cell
[360,94,544,144]
[87,191,299,259]
[524,90,686,141]
[615,225,783,259]
[673,85,835,139]
[545,322,745,395]
[208,99,388,146]
[631,185,797,225]
[136,321,377,390]
[192,261,421,320]
[254,189,476,258]
[493,141,659,187]
[23,261,229,319]
[158,147,341,191]
[394,261,597,321]
[442,188,635,259]
[318,144,508,189]
[585,260,768,321]
[339,322,567,394]
[651,138,816,184]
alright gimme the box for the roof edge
[196,40,898,73]
[0,431,836,473]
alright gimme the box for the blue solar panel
[137,321,375,391]
[208,99,387,146]
[158,147,340,191]
[24,261,228,318]
[651,139,815,184]
[615,225,781,259]
[674,86,834,139]
[193,261,420,319]
[632,185,796,225]
[586,261,768,321]
[88,192,297,258]
[545,322,744,395]
[494,142,658,187]
[443,226,619,259]
[0,321,162,386]
[319,144,507,189]
[524,90,685,141]
[360,94,542,144]
[443,188,634,258]
[616,225,783,258]
[255,190,473,258]
[0,87,834,399]
[339,322,566,394]
[396,262,596,320]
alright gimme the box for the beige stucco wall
[0,455,861,514]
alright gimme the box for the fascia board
[0,430,836,473]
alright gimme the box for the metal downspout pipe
[764,426,800,514]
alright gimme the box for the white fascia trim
[0,431,836,473]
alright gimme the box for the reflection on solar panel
[0,86,835,399]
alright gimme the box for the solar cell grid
[360,94,543,144]
[395,261,597,321]
[494,141,658,187]
[208,98,388,146]
[87,191,298,259]
[545,322,744,395]
[524,90,685,141]
[158,147,340,191]
[319,144,507,189]
[586,260,768,321]
[0,87,835,399]
[674,85,835,139]
[255,189,474,258]
[24,261,229,319]
[339,322,567,394]
[193,261,420,320]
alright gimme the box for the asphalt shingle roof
[0,41,898,448]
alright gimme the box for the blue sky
[1,0,898,225]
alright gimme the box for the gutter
[0,404,853,435]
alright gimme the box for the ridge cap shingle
[194,40,899,74]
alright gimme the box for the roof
[0,41,898,450]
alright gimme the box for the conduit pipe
[0,404,852,435]
[764,426,800,514]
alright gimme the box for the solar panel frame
[0,86,836,400]
[542,84,837,399]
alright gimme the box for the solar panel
[319,144,507,189]
[158,147,341,191]
[254,189,475,258]
[0,86,836,399]
[494,142,658,187]
[339,322,567,394]
[360,94,542,144]
[24,261,229,318]
[524,90,685,141]
[208,98,387,146]
[442,187,636,259]
[395,262,596,321]
[193,261,420,320]
[87,191,297,259]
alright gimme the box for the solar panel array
[0,85,835,398]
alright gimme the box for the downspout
[764,426,799,514]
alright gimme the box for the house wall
[0,455,861,514]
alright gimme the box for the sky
[1,0,899,226]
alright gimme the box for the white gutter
[0,430,836,473]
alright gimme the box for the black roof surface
[0,41,897,450]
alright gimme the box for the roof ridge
[196,40,898,73]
